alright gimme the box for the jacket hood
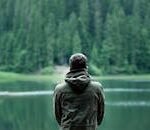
[65,69,90,93]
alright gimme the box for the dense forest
[0,0,150,74]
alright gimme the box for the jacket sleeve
[97,86,105,125]
[53,87,62,125]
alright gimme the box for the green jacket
[53,69,105,130]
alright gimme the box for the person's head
[69,53,88,71]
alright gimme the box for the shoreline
[0,71,150,83]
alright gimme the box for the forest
[0,0,149,74]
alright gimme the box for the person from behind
[53,53,105,130]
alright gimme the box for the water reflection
[0,80,149,130]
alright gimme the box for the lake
[0,79,150,130]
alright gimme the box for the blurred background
[0,0,150,130]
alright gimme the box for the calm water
[0,80,150,130]
[100,80,150,130]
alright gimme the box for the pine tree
[101,4,126,73]
[78,0,91,57]
[72,31,81,54]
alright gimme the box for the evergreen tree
[78,0,91,57]
[0,0,149,74]
[72,31,81,54]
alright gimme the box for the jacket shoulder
[90,81,103,90]
[54,82,68,93]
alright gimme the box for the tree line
[0,0,150,74]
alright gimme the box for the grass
[93,74,150,81]
[0,71,64,83]
[0,71,150,83]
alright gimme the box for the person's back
[53,53,105,130]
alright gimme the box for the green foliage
[39,66,54,75]
[89,63,103,76]
[0,0,149,74]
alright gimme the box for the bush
[106,65,139,75]
[39,66,54,75]
[89,64,102,76]
[0,65,15,72]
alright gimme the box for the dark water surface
[0,80,149,130]
[100,80,150,130]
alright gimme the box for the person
[53,53,105,130]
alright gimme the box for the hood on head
[65,69,90,93]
